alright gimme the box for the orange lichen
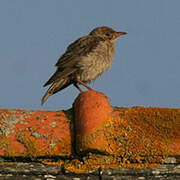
[0,109,72,156]
[0,105,179,173]
[94,106,180,159]
[42,159,65,167]
[124,107,180,156]
[42,152,162,174]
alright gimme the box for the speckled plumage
[42,26,127,105]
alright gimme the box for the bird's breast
[76,41,115,82]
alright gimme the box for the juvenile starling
[41,26,127,105]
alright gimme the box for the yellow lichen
[17,133,46,156]
[1,107,179,173]
[50,136,71,156]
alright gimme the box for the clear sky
[0,0,180,110]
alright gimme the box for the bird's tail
[41,78,70,105]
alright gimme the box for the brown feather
[41,78,70,105]
[43,68,76,87]
[55,36,104,67]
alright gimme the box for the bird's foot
[75,77,94,92]
[73,83,84,93]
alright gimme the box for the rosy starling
[42,26,127,105]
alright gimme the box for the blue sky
[0,0,180,110]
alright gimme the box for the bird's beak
[114,32,127,39]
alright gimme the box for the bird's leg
[73,83,84,93]
[76,76,93,91]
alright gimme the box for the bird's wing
[43,67,76,87]
[43,35,104,87]
[55,35,104,67]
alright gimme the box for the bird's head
[89,26,127,41]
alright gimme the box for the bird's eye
[105,33,110,36]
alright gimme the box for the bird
[41,26,127,105]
